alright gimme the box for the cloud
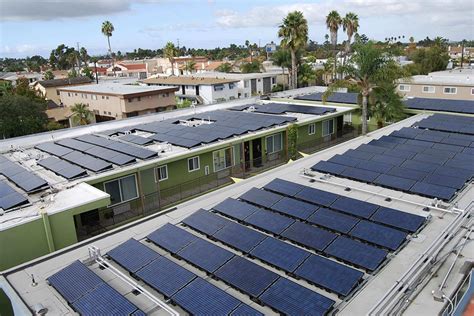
[141,22,215,37]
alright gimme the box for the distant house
[143,76,239,104]
[0,72,42,86]
[33,76,93,104]
[58,83,178,121]
[107,63,148,79]
[448,46,474,60]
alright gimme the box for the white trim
[266,133,283,154]
[422,86,435,93]
[322,118,335,137]
[443,87,457,94]
[103,174,139,206]
[187,156,200,172]
[155,165,168,182]
[308,123,315,135]
[212,148,232,172]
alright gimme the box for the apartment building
[33,76,93,104]
[58,83,178,121]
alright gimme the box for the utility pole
[76,42,81,70]
[460,39,466,69]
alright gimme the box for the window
[213,148,232,172]
[266,133,283,154]
[271,77,276,84]
[471,88,474,95]
[422,86,435,93]
[444,87,457,94]
[106,96,109,100]
[343,113,352,124]
[128,98,133,102]
[155,165,168,182]
[56,90,60,95]
[229,83,235,89]
[322,119,334,136]
[102,95,105,99]
[188,156,200,172]
[137,97,141,101]
[398,84,410,92]
[244,80,249,88]
[308,123,316,135]
[104,175,139,206]
[68,92,71,97]
[214,84,224,91]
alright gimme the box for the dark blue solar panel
[147,223,197,254]
[294,255,364,296]
[239,187,282,208]
[259,278,335,316]
[178,238,234,273]
[385,166,429,181]
[182,209,228,235]
[371,207,425,233]
[383,148,416,159]
[307,207,360,234]
[370,154,405,166]
[215,256,279,297]
[107,239,160,273]
[329,154,364,167]
[357,160,394,173]
[344,149,375,160]
[374,174,416,191]
[282,221,336,251]
[358,143,388,154]
[230,304,264,316]
[213,198,260,220]
[445,158,474,171]
[136,256,196,297]
[250,237,310,272]
[311,160,347,175]
[413,153,448,165]
[324,236,388,271]
[244,209,294,235]
[270,197,318,220]
[172,278,241,315]
[349,221,408,251]
[401,160,439,173]
[212,221,267,253]
[72,283,143,316]
[47,260,104,303]
[295,186,339,207]
[263,178,305,196]
[423,173,466,189]
[409,182,456,200]
[330,197,378,219]
[341,167,381,183]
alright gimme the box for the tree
[409,36,415,44]
[80,47,89,66]
[216,62,233,73]
[49,44,76,70]
[101,21,115,72]
[240,61,262,73]
[70,103,93,126]
[324,42,401,135]
[326,10,342,80]
[408,46,449,74]
[164,42,178,75]
[370,82,406,128]
[68,69,78,78]
[82,67,94,80]
[342,12,359,54]
[43,70,55,80]
[271,49,291,75]
[297,63,316,87]
[278,11,308,89]
[184,61,196,74]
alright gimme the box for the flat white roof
[57,83,176,95]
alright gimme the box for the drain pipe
[300,170,463,214]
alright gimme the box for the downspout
[40,210,55,253]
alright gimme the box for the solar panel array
[37,156,87,180]
[230,103,337,115]
[312,115,474,201]
[0,180,28,211]
[47,260,145,315]
[405,98,474,115]
[294,92,359,104]
[413,114,474,135]
[0,155,48,193]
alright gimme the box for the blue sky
[0,0,472,58]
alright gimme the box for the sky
[0,0,473,58]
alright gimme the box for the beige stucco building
[33,77,93,105]
[58,83,178,121]
[397,69,474,101]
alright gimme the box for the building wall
[398,83,474,100]
[199,84,238,103]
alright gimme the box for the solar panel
[172,278,242,315]
[423,173,466,190]
[215,256,279,297]
[294,91,358,104]
[239,187,282,208]
[307,207,360,234]
[0,181,29,210]
[294,255,364,297]
[136,256,196,297]
[311,160,347,175]
[270,196,318,220]
[329,154,364,167]
[404,97,474,115]
[341,166,381,183]
[61,151,112,172]
[147,223,198,254]
[409,181,456,201]
[213,198,260,220]
[35,142,74,156]
[244,209,294,235]
[349,221,408,251]
[107,239,160,273]
[47,260,104,303]
[213,221,267,253]
[371,207,425,233]
[182,209,228,236]
[385,166,429,181]
[295,186,339,207]
[118,134,154,145]
[370,154,405,166]
[77,134,157,159]
[38,156,87,179]
[282,221,337,251]
[72,283,143,316]
[344,149,376,160]
[230,304,264,316]
[263,178,305,196]
[356,160,393,174]
[259,278,335,316]
[0,157,48,192]
[177,238,234,273]
[330,197,378,219]
[250,237,310,272]
[324,236,388,271]
[374,174,416,191]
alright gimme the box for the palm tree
[79,47,88,67]
[342,12,359,54]
[216,62,233,73]
[370,82,406,128]
[271,49,291,76]
[184,60,196,74]
[164,42,178,75]
[278,11,308,89]
[70,103,93,126]
[101,21,115,74]
[326,10,342,81]
[324,42,400,135]
[43,70,55,80]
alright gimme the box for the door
[244,141,250,171]
[195,85,199,96]
[252,138,262,168]
[251,79,257,95]
[263,77,271,94]
[336,115,344,137]
[182,85,185,94]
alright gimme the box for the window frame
[308,123,316,135]
[155,165,168,182]
[103,174,139,206]
[188,156,200,172]
[443,87,457,94]
[213,148,233,172]
[343,113,352,124]
[266,133,283,154]
[398,84,411,92]
[422,86,436,93]
[322,119,335,137]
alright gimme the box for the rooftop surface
[3,113,472,316]
[35,76,92,88]
[143,76,239,86]
[57,83,178,95]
